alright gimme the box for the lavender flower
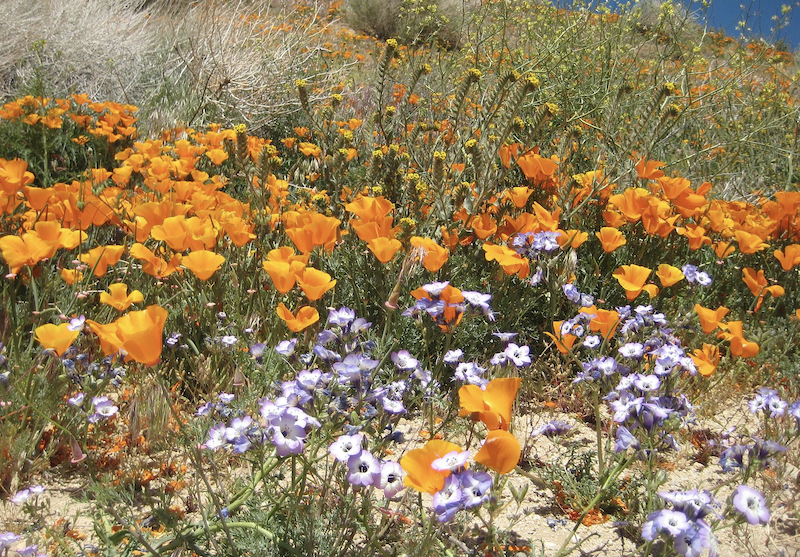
[329,433,363,463]
[431,450,470,472]
[376,461,404,498]
[347,450,380,486]
[532,420,573,437]
[459,470,492,508]
[732,485,770,525]
[504,343,532,367]
[432,474,463,522]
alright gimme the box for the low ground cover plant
[0,0,799,555]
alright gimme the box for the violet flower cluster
[642,490,720,557]
[510,230,563,286]
[200,307,428,503]
[402,281,494,328]
[565,303,696,455]
[443,333,531,388]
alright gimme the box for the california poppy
[296,267,337,301]
[262,260,305,294]
[717,321,759,358]
[276,303,319,332]
[596,227,626,253]
[693,304,730,334]
[474,429,520,474]
[367,237,403,263]
[35,323,80,356]
[635,157,665,180]
[0,233,50,274]
[734,230,769,255]
[400,439,463,494]
[458,378,521,431]
[410,236,449,272]
[130,243,182,278]
[544,321,578,354]
[581,306,620,340]
[114,305,169,366]
[79,245,124,277]
[608,188,650,222]
[676,224,711,250]
[482,243,530,278]
[655,264,684,287]
[774,244,800,271]
[690,343,720,377]
[100,283,144,312]
[182,250,225,281]
[612,265,652,300]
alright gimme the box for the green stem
[554,455,634,557]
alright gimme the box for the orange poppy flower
[690,343,720,377]
[0,233,50,274]
[367,237,403,263]
[656,175,690,199]
[284,212,341,254]
[734,230,769,254]
[86,319,123,357]
[742,267,784,310]
[641,204,677,237]
[27,221,86,258]
[129,243,183,278]
[608,188,650,222]
[344,195,394,221]
[276,303,319,332]
[35,323,80,356]
[596,227,626,253]
[544,320,578,354]
[556,229,588,249]
[717,321,759,358]
[0,158,35,195]
[410,236,449,272]
[482,243,530,278]
[470,213,498,240]
[676,224,711,250]
[79,245,124,277]
[100,283,144,312]
[205,148,228,165]
[400,439,464,494]
[516,150,558,183]
[262,260,306,294]
[267,246,310,265]
[693,304,730,334]
[114,305,169,366]
[612,265,652,301]
[655,264,684,287]
[474,429,521,475]
[774,244,800,271]
[635,157,665,180]
[458,378,521,431]
[581,306,620,340]
[182,250,225,281]
[60,268,83,285]
[498,143,521,168]
[296,267,336,301]
[713,241,736,259]
[298,142,321,157]
[504,186,533,208]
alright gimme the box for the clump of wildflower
[641,490,719,557]
[403,281,493,331]
[681,264,712,286]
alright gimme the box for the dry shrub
[0,0,342,133]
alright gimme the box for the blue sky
[693,0,800,48]
[576,0,800,49]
